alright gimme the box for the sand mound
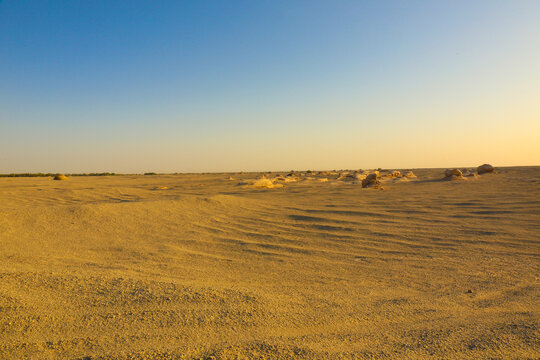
[53,174,69,181]
[404,171,417,178]
[251,178,283,189]
[393,177,409,183]
[477,164,495,174]
[253,178,273,188]
[283,176,299,183]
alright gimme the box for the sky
[1,1,539,173]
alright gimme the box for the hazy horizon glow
[1,1,539,173]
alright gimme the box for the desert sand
[0,167,538,359]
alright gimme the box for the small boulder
[53,174,69,181]
[444,168,466,181]
[477,164,494,175]
[445,169,462,178]
[362,172,381,188]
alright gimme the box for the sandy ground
[0,167,538,359]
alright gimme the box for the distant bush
[0,173,55,178]
[144,172,157,175]
[68,172,116,177]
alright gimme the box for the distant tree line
[0,172,116,178]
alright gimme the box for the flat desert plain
[0,167,538,359]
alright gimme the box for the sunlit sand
[0,166,538,359]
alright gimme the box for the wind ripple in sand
[0,168,538,359]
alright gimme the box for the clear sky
[1,1,539,173]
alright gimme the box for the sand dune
[0,167,539,359]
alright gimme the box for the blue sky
[1,1,539,173]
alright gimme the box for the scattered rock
[461,169,478,178]
[353,173,366,182]
[477,164,495,175]
[444,169,465,180]
[362,172,381,188]
[445,169,462,178]
[384,170,402,178]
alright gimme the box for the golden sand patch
[0,167,536,360]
